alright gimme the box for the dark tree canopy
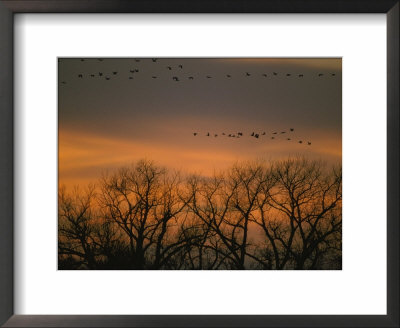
[59,158,342,270]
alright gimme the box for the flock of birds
[59,58,338,84]
[193,128,312,145]
[59,58,326,146]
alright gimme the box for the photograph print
[58,58,342,270]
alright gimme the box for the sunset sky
[58,58,342,188]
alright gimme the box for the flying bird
[307,142,312,145]
[112,72,118,75]
[299,141,303,144]
[290,128,294,131]
[273,72,278,76]
[286,73,291,76]
[331,73,336,76]
[287,138,291,140]
[193,133,197,136]
[246,72,251,76]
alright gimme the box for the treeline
[58,158,342,270]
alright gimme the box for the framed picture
[0,1,398,327]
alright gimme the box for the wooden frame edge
[0,1,398,327]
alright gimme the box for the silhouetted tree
[185,163,273,269]
[98,160,197,269]
[251,158,342,269]
[58,185,99,269]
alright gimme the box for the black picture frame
[0,1,398,327]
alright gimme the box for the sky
[58,58,342,188]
